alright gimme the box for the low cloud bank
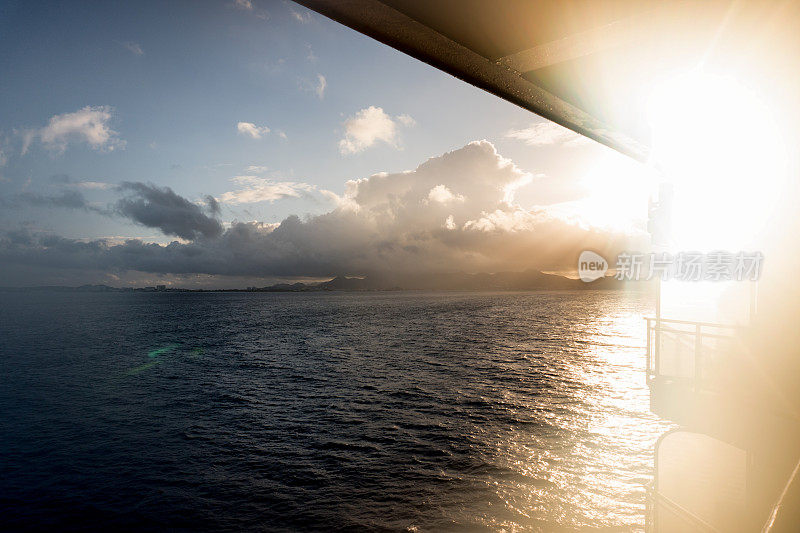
[0,141,645,285]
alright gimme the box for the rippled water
[0,290,672,531]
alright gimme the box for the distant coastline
[0,270,652,293]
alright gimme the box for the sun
[646,71,788,252]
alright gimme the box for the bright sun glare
[647,71,788,252]
[576,71,790,247]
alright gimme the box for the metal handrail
[646,483,721,532]
[644,316,744,330]
[644,316,746,394]
[650,324,738,341]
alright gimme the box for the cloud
[1,190,94,211]
[290,8,311,23]
[219,175,315,204]
[0,137,9,181]
[315,74,326,99]
[0,141,645,285]
[0,174,118,213]
[237,121,270,139]
[505,121,592,147]
[115,182,223,240]
[205,195,221,215]
[14,128,36,156]
[47,174,114,191]
[120,41,144,56]
[72,180,112,190]
[1,180,222,239]
[338,106,414,155]
[397,114,416,127]
[39,106,125,153]
[245,165,269,174]
[230,0,268,18]
[298,74,326,99]
[426,184,464,204]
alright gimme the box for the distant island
[0,270,650,293]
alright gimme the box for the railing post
[655,281,661,378]
[694,324,703,389]
[646,318,652,383]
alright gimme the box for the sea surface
[0,290,672,532]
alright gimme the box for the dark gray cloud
[1,181,222,241]
[205,194,221,215]
[115,182,223,240]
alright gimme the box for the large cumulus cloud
[0,141,646,284]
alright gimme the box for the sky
[0,0,652,287]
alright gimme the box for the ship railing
[644,317,744,392]
[645,481,721,532]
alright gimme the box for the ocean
[0,290,672,531]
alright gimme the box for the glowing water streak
[148,344,178,358]
[124,344,205,375]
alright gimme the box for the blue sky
[0,0,649,286]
